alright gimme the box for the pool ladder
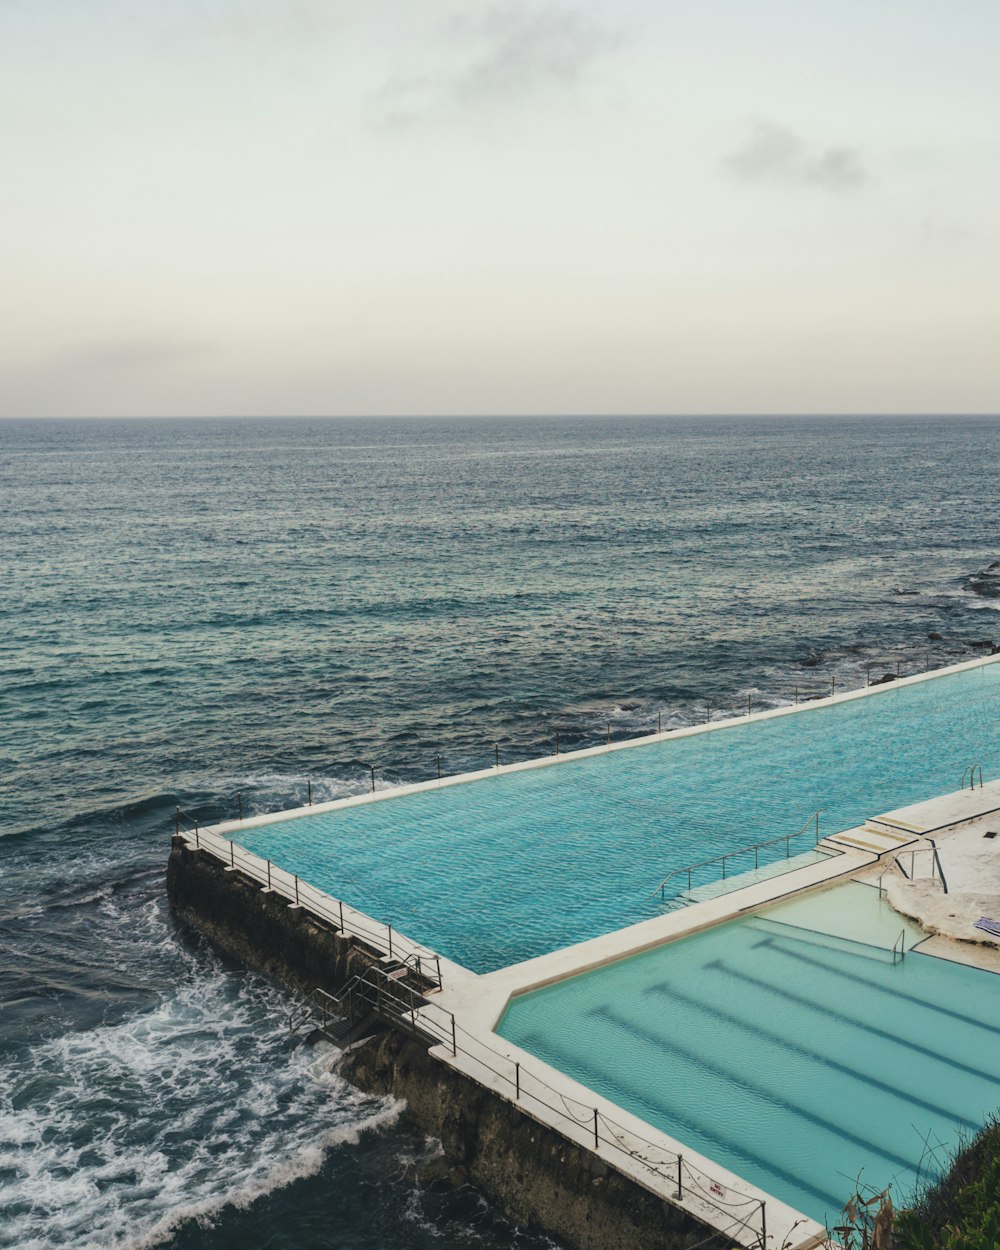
[962,762,984,790]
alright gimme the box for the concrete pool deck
[418,781,1000,1249]
[883,779,1000,949]
[437,781,1000,1031]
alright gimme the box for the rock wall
[166,836,390,993]
[344,1029,725,1250]
[166,838,726,1250]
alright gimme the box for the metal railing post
[607,723,611,746]
[229,840,234,868]
[339,898,345,930]
[676,1154,683,1198]
[295,875,300,906]
[307,779,312,806]
[831,676,836,697]
[434,955,442,986]
[515,1062,520,1099]
[267,860,272,890]
[593,1108,599,1148]
[451,1014,457,1056]
[370,765,376,793]
[658,710,662,734]
[175,807,180,837]
[760,1200,766,1247]
[387,923,393,957]
[495,743,500,768]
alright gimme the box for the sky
[1,0,998,418]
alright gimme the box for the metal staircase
[288,960,442,1051]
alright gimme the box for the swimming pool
[497,882,1000,1225]
[238,661,1000,971]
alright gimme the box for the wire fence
[177,823,773,1245]
[311,968,771,1248]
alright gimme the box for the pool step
[867,816,926,836]
[819,824,920,857]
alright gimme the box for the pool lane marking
[641,981,979,1131]
[589,1004,920,1174]
[509,1027,849,1218]
[702,959,1000,1084]
[748,931,1000,1036]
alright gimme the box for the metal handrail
[929,838,949,894]
[865,651,931,686]
[650,809,823,901]
[174,816,444,987]
[896,845,939,885]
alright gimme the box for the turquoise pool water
[498,882,1000,1225]
[239,662,1000,971]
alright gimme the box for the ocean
[2,415,998,1249]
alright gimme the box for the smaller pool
[497,882,1000,1225]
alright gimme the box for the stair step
[869,817,925,834]
[826,834,889,852]
[861,826,912,842]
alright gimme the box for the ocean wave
[0,961,401,1250]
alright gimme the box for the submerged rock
[965,561,1000,599]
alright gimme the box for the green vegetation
[833,1116,1000,1249]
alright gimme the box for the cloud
[372,4,622,128]
[723,121,869,192]
[449,6,620,104]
